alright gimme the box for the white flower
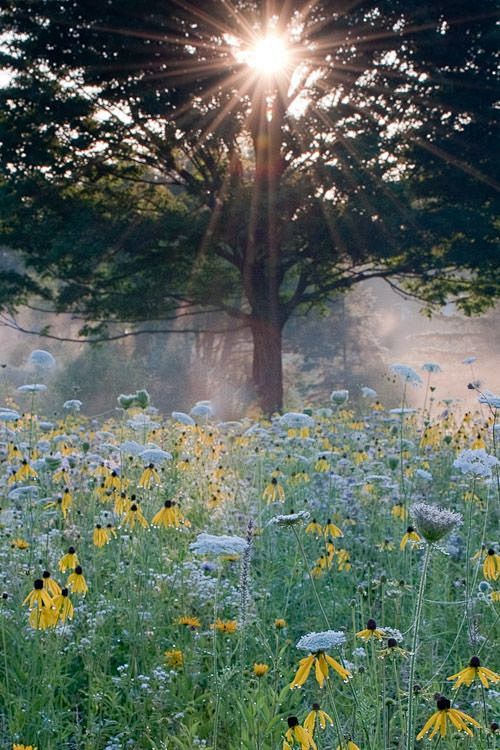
[361,386,377,398]
[171,411,195,426]
[63,399,82,411]
[410,503,463,543]
[422,362,442,373]
[390,408,416,415]
[296,630,347,652]
[278,412,314,429]
[17,383,48,393]
[29,349,56,369]
[478,391,500,410]
[415,468,433,481]
[390,364,422,386]
[462,356,477,365]
[268,511,310,527]
[330,389,349,405]
[190,402,213,420]
[138,448,172,464]
[453,449,498,478]
[120,440,143,456]
[189,532,248,556]
[0,409,20,422]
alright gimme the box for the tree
[0,0,498,412]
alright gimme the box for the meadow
[0,367,498,750]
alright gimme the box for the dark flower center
[387,638,398,648]
[68,547,75,554]
[367,619,377,630]
[436,696,451,711]
[312,703,320,711]
[75,566,83,575]
[34,579,43,589]
[469,656,481,668]
[287,716,299,728]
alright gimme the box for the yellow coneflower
[290,652,351,689]
[336,549,351,571]
[378,637,409,659]
[492,591,500,602]
[263,477,285,503]
[324,519,343,538]
[336,742,361,750]
[23,579,53,610]
[303,703,333,734]
[13,745,38,750]
[400,526,421,550]
[376,539,395,551]
[51,588,74,623]
[306,518,323,537]
[114,491,128,514]
[356,618,385,640]
[103,469,122,491]
[164,649,184,668]
[483,548,500,581]
[93,524,111,547]
[15,459,37,481]
[67,566,88,595]
[447,656,500,689]
[151,500,184,528]
[176,615,201,629]
[122,502,149,529]
[314,456,330,472]
[42,571,61,597]
[58,546,78,572]
[138,463,161,489]
[211,618,238,633]
[275,618,287,629]
[253,663,270,677]
[61,487,73,517]
[416,695,480,740]
[283,716,317,750]
[11,538,29,550]
[391,503,407,520]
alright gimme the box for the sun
[244,34,290,75]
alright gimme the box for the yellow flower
[23,579,53,610]
[483,548,500,581]
[400,526,421,550]
[305,519,323,537]
[13,744,38,749]
[275,618,287,629]
[11,538,29,550]
[391,503,407,520]
[303,703,333,734]
[103,469,122,491]
[211,618,238,633]
[138,463,161,489]
[61,487,73,517]
[15,459,38,481]
[122,501,149,529]
[416,695,480,740]
[67,566,88,595]
[314,457,330,472]
[164,649,184,668]
[356,618,385,640]
[283,716,317,750]
[58,547,79,572]
[93,524,111,547]
[447,656,500,689]
[52,588,74,623]
[263,477,285,503]
[176,615,201,629]
[152,499,190,528]
[336,742,361,750]
[290,652,351,689]
[42,571,61,597]
[253,663,270,677]
[324,519,343,538]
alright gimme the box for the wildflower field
[0,373,499,750]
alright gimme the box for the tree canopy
[0,0,498,410]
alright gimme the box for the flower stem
[405,543,432,750]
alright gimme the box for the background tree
[0,0,498,412]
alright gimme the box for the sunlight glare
[246,34,289,75]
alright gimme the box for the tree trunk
[250,317,283,414]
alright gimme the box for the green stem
[405,543,432,750]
